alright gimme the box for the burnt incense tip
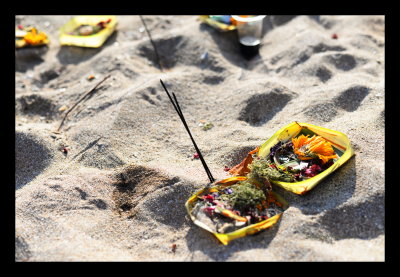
[160,79,167,89]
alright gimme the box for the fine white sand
[15,15,384,261]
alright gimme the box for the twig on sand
[139,15,163,71]
[56,74,111,132]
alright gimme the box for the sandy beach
[15,15,385,261]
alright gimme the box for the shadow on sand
[15,131,53,189]
[185,217,282,261]
[15,46,49,72]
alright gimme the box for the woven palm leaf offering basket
[199,15,237,31]
[15,25,49,48]
[59,16,117,48]
[230,122,355,195]
[185,176,289,245]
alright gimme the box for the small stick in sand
[139,15,164,71]
[56,74,111,132]
[160,79,215,184]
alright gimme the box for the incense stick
[172,92,215,183]
[160,79,215,183]
[139,15,163,71]
[160,79,214,183]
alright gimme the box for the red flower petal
[203,194,214,201]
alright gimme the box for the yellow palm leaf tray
[185,176,288,245]
[15,27,49,48]
[237,122,354,195]
[199,15,237,31]
[59,15,117,48]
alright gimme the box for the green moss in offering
[248,156,295,183]
[221,181,266,213]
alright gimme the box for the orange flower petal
[23,28,47,45]
[292,134,338,164]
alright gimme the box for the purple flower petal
[224,188,233,194]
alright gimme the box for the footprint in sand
[111,164,179,219]
[16,94,59,120]
[137,35,187,69]
[304,85,371,122]
[333,85,370,112]
[15,131,54,189]
[238,88,296,126]
[324,53,357,71]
